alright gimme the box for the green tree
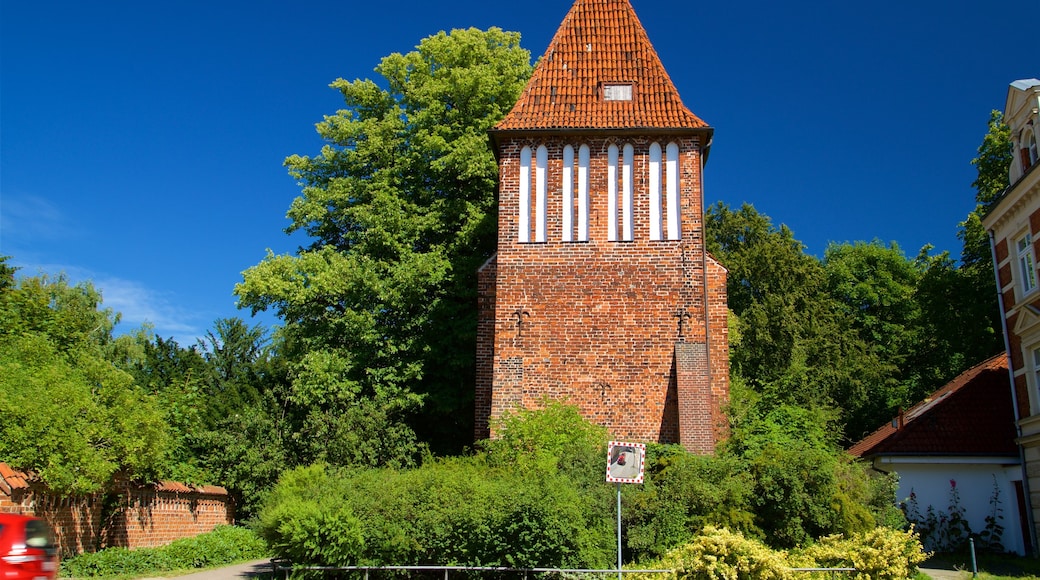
[911,112,1009,395]
[236,27,532,456]
[0,265,168,493]
[705,203,894,440]
[196,318,267,427]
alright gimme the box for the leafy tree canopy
[0,260,168,493]
[236,27,532,456]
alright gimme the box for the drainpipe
[990,229,1039,555]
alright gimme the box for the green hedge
[60,525,269,578]
[258,460,615,570]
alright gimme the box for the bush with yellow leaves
[796,526,928,580]
[628,526,793,580]
[628,525,926,580]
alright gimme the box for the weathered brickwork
[0,465,232,555]
[476,135,729,449]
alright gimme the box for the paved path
[138,559,273,579]
[920,567,969,580]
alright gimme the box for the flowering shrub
[629,526,926,580]
[901,479,987,553]
[797,527,928,580]
[629,526,793,580]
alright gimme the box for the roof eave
[488,125,714,161]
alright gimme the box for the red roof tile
[849,353,1017,458]
[0,463,227,496]
[154,481,228,495]
[0,463,32,492]
[493,0,709,133]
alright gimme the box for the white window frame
[1018,232,1037,295]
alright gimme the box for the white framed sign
[605,441,646,484]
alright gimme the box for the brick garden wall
[0,464,232,555]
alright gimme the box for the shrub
[629,526,926,580]
[257,463,365,567]
[629,526,793,580]
[256,404,619,571]
[797,527,928,580]
[259,459,615,571]
[625,446,757,560]
[60,525,268,577]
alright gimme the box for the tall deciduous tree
[236,28,532,456]
[910,111,1010,392]
[0,261,168,493]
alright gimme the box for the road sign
[606,441,645,484]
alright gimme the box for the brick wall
[0,464,233,555]
[477,135,729,450]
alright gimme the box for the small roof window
[602,83,633,101]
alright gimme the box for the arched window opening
[622,144,634,241]
[607,144,619,242]
[562,145,574,242]
[649,143,663,241]
[665,142,681,240]
[519,146,531,243]
[578,145,590,242]
[535,145,548,242]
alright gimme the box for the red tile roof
[493,0,710,133]
[0,463,31,493]
[849,353,1018,458]
[0,463,227,496]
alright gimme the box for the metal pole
[617,482,622,580]
[970,537,978,578]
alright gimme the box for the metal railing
[270,560,856,579]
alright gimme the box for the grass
[923,553,1040,580]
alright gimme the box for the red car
[0,513,58,580]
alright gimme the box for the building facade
[475,0,729,452]
[983,77,1040,553]
[850,354,1028,554]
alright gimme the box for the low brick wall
[0,463,233,555]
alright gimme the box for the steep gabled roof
[849,353,1017,458]
[492,0,709,133]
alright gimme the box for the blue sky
[2,0,1036,345]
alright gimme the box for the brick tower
[475,0,728,453]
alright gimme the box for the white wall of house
[873,458,1025,554]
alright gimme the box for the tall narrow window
[519,146,531,243]
[607,144,619,242]
[649,143,663,241]
[1033,347,1040,400]
[578,145,590,241]
[562,145,574,242]
[536,145,548,243]
[665,142,681,240]
[1019,232,1037,295]
[622,144,634,241]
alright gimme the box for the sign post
[606,441,646,580]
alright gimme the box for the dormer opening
[602,82,633,101]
